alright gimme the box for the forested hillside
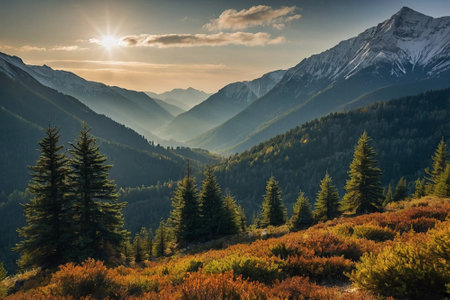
[0,61,219,194]
[214,89,450,216]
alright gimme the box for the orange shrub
[285,256,354,281]
[50,259,123,299]
[180,272,268,299]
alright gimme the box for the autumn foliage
[4,197,449,299]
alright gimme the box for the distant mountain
[0,57,219,195]
[190,7,450,153]
[0,52,173,142]
[157,70,286,142]
[153,98,186,116]
[214,88,450,216]
[146,87,211,111]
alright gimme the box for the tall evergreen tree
[0,261,6,281]
[152,220,167,257]
[425,138,448,194]
[341,132,383,215]
[434,163,450,197]
[199,166,226,240]
[288,191,313,231]
[133,227,152,263]
[258,176,287,228]
[222,194,242,235]
[392,177,408,202]
[15,127,73,269]
[168,162,201,247]
[383,184,393,206]
[68,124,127,263]
[314,172,340,222]
[413,178,426,199]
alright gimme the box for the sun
[100,35,121,51]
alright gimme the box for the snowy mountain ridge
[286,7,450,86]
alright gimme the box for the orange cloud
[204,5,301,31]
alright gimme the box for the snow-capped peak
[286,7,450,84]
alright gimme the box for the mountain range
[0,56,218,195]
[0,52,174,143]
[157,70,286,142]
[188,7,450,153]
[146,87,211,111]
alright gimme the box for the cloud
[204,5,301,31]
[50,45,86,51]
[0,44,87,52]
[117,32,285,48]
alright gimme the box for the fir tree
[0,261,6,281]
[314,172,340,222]
[198,166,226,240]
[392,177,408,202]
[237,205,247,232]
[258,176,287,228]
[222,194,242,235]
[341,132,383,215]
[383,184,393,206]
[288,191,313,231]
[68,124,127,263]
[168,162,201,247]
[413,178,426,199]
[133,227,152,263]
[152,220,167,257]
[123,240,134,265]
[15,127,73,269]
[425,138,448,194]
[434,163,450,197]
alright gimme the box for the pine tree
[0,261,6,281]
[289,191,313,231]
[123,240,134,265]
[237,205,247,232]
[314,172,340,222]
[133,227,151,263]
[68,124,127,263]
[425,138,448,194]
[198,166,226,240]
[152,220,167,257]
[258,176,287,228]
[413,178,426,199]
[168,162,201,247]
[341,132,383,215]
[222,194,242,235]
[383,184,393,205]
[434,163,450,197]
[15,127,73,269]
[392,177,408,202]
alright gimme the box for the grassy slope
[3,196,449,299]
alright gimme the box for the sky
[1,0,449,93]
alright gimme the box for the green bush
[204,255,283,283]
[286,256,354,281]
[352,224,395,242]
[349,225,450,299]
[270,242,295,259]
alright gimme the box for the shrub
[352,224,395,242]
[50,259,123,299]
[349,224,450,299]
[180,272,268,299]
[270,242,295,259]
[286,256,354,281]
[270,276,342,299]
[204,255,283,283]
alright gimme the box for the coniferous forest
[1,4,450,299]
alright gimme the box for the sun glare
[100,35,121,51]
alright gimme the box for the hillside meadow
[2,196,449,299]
